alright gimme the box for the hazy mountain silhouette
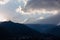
[0,21,60,40]
[26,24,56,33]
[26,24,60,40]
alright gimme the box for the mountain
[49,25,60,37]
[26,24,56,33]
[26,24,60,39]
[0,21,41,40]
[0,21,60,40]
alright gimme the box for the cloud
[15,0,60,23]
[16,0,60,15]
[25,0,60,10]
[31,13,60,24]
[37,16,45,20]
[17,0,28,6]
[16,6,59,15]
[0,0,60,24]
[0,0,10,5]
[0,13,8,22]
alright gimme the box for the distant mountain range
[26,24,56,33]
[0,21,60,40]
[26,24,60,37]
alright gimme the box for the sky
[0,0,60,24]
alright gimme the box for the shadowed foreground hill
[0,21,60,40]
[0,21,41,40]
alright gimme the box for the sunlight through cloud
[0,13,8,22]
[16,6,59,15]
[38,16,45,20]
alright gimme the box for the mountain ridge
[0,21,60,40]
